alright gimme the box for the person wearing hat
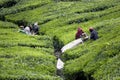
[33,22,39,35]
[89,27,98,40]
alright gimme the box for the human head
[78,27,82,31]
[89,27,94,32]
[19,25,24,30]
[34,22,38,25]
[77,27,84,33]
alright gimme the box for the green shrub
[0,0,120,80]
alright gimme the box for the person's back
[34,25,39,33]
[89,27,98,40]
[24,26,31,35]
[33,22,39,35]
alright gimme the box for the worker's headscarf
[89,27,94,32]
[77,27,84,33]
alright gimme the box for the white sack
[61,38,83,53]
[57,58,64,69]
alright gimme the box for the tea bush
[0,0,52,16]
[0,0,120,79]
[0,21,61,79]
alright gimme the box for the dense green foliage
[0,0,52,15]
[0,0,120,80]
[0,21,61,79]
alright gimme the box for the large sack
[57,58,64,69]
[61,38,83,53]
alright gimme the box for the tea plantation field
[0,0,120,80]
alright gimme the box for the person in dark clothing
[89,27,98,40]
[33,22,39,35]
[75,27,84,39]
[29,24,33,32]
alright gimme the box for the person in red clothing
[75,27,84,39]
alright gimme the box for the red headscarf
[75,27,84,39]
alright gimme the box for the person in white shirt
[24,26,31,35]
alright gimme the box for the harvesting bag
[61,38,83,53]
[57,58,64,69]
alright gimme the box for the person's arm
[90,32,94,39]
